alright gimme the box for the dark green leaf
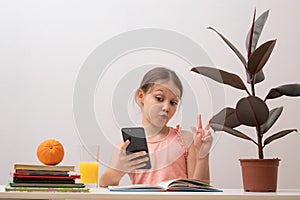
[247,40,276,75]
[245,10,269,84]
[260,107,283,135]
[265,84,300,101]
[207,27,247,69]
[246,10,269,54]
[191,67,248,92]
[247,8,256,59]
[210,107,241,128]
[264,129,298,147]
[236,96,269,127]
[210,123,257,145]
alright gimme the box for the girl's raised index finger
[198,114,203,129]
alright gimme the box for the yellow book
[14,163,75,172]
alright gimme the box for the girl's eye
[170,101,178,106]
[156,96,163,102]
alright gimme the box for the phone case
[121,127,151,169]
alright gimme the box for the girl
[100,67,212,187]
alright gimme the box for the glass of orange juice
[78,145,100,188]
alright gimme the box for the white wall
[1,0,299,189]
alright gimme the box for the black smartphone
[121,127,151,169]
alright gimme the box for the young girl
[100,67,212,187]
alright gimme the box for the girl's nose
[162,103,169,112]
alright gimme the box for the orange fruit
[36,139,64,165]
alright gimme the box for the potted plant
[191,9,300,192]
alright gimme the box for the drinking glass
[78,145,100,188]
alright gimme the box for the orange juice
[79,161,99,185]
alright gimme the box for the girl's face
[138,81,181,128]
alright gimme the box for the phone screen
[121,127,151,169]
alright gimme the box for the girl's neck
[142,124,169,142]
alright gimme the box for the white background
[1,0,299,189]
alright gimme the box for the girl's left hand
[191,114,213,159]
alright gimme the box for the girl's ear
[136,89,145,106]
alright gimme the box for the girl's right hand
[109,140,149,173]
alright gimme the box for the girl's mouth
[159,114,168,120]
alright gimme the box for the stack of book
[5,163,89,192]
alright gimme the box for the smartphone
[121,127,151,169]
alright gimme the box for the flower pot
[239,158,280,192]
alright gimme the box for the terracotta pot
[239,158,280,192]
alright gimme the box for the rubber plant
[191,9,300,160]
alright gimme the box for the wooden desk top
[1,186,300,200]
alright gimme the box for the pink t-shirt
[129,125,188,185]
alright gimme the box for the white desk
[0,186,300,200]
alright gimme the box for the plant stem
[251,83,255,96]
[256,126,264,159]
[250,75,256,96]
[251,74,263,158]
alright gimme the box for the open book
[108,178,222,192]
